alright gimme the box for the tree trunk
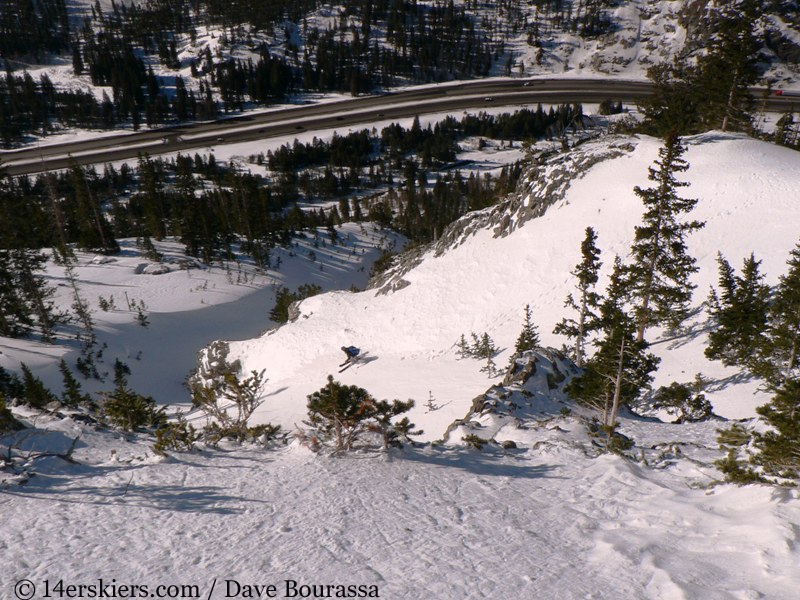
[608,337,626,428]
[784,318,800,385]
[721,68,739,133]
[576,284,587,367]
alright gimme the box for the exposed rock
[442,348,582,444]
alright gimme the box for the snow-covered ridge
[373,135,638,294]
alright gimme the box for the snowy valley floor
[3,416,799,600]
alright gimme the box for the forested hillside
[0,0,798,144]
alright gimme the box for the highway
[1,78,796,177]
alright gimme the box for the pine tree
[103,365,165,432]
[0,249,60,340]
[566,258,659,427]
[191,368,266,442]
[760,242,800,387]
[554,226,602,366]
[20,363,58,410]
[639,60,701,137]
[514,304,540,355]
[13,249,60,342]
[476,332,498,359]
[705,252,771,372]
[0,392,24,432]
[694,0,761,132]
[752,378,800,479]
[68,162,118,253]
[369,399,419,449]
[627,133,704,342]
[59,359,91,408]
[305,375,376,452]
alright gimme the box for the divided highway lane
[1,78,796,177]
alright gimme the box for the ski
[338,359,359,373]
[338,354,365,373]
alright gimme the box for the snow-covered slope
[4,133,800,600]
[228,132,800,436]
[0,223,404,403]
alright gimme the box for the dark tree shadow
[3,478,263,514]
[648,307,713,350]
[397,446,562,480]
[702,370,758,393]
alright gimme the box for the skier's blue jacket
[344,346,360,358]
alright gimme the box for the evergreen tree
[305,375,376,452]
[0,364,24,400]
[693,0,761,132]
[651,376,713,423]
[191,368,266,442]
[752,378,800,479]
[553,226,602,366]
[0,392,24,432]
[627,133,704,342]
[639,1,761,136]
[760,242,800,387]
[59,358,91,407]
[639,60,701,137]
[102,365,165,432]
[0,249,60,341]
[514,304,540,355]
[705,252,771,372]
[369,399,420,449]
[566,258,659,427]
[20,363,58,410]
[67,163,117,252]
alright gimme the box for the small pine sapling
[192,368,267,443]
[135,300,149,327]
[650,375,713,423]
[305,375,376,452]
[514,304,540,355]
[102,365,165,432]
[59,359,92,408]
[20,363,58,410]
[715,423,762,484]
[369,399,420,449]
[456,334,470,358]
[425,391,442,412]
[153,413,200,456]
[751,378,800,480]
[553,226,602,366]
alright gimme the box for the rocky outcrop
[441,348,582,443]
[372,136,638,296]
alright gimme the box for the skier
[340,345,361,366]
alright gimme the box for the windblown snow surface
[3,133,800,600]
